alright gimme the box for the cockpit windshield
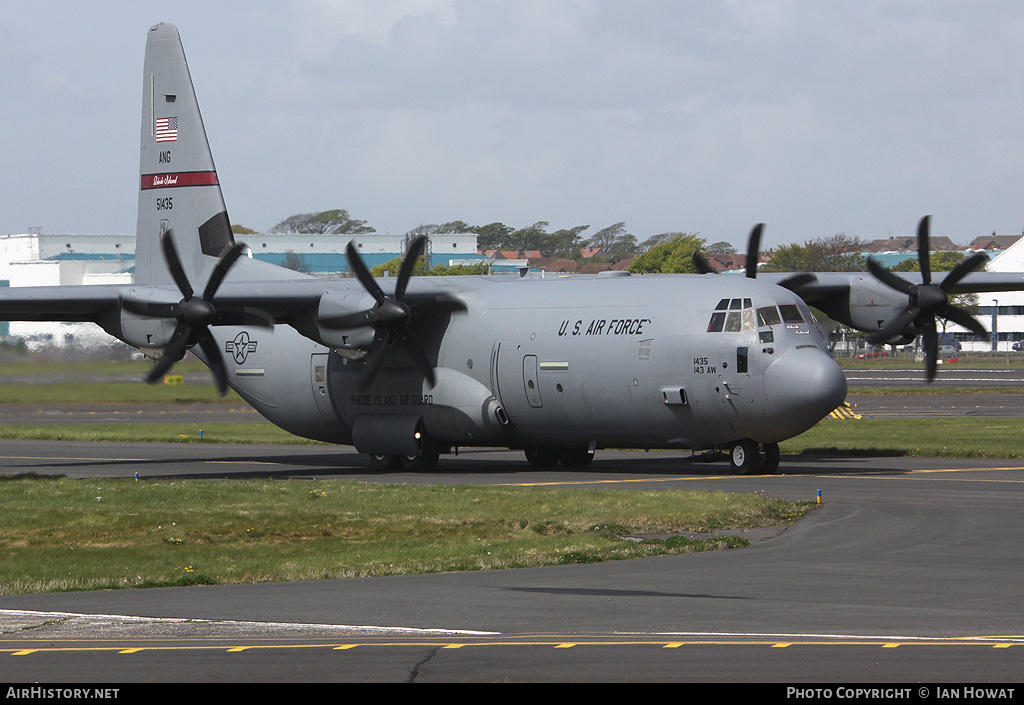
[707,298,757,333]
[706,297,826,348]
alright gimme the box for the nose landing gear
[728,439,780,475]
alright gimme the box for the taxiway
[0,443,1023,682]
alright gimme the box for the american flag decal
[155,117,178,142]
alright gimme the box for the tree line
[242,209,976,276]
[254,210,694,263]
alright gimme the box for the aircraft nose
[763,346,847,441]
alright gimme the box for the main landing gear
[367,438,442,472]
[728,439,780,475]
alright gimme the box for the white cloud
[5,1,1024,246]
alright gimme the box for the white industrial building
[957,240,1024,352]
[0,232,134,348]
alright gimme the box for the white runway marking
[0,609,499,636]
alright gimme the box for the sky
[3,1,1024,251]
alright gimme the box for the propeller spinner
[866,216,989,381]
[122,230,272,396]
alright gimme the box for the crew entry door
[310,353,336,424]
[523,355,543,408]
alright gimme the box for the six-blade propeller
[122,230,272,396]
[318,235,450,390]
[866,216,989,381]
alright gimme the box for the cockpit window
[742,309,756,331]
[757,305,782,327]
[778,304,805,323]
[724,311,742,332]
[715,299,729,311]
[707,311,726,332]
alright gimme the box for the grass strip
[780,417,1024,458]
[0,477,812,594]
[0,384,236,404]
[0,359,210,376]
[0,423,317,445]
[848,387,1024,396]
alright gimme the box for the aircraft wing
[0,285,130,322]
[0,281,330,323]
[762,270,1024,300]
[0,273,455,347]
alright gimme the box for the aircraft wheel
[525,447,560,467]
[368,454,401,472]
[559,448,594,468]
[401,440,441,472]
[729,440,779,475]
[759,443,780,475]
[729,439,761,474]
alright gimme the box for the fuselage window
[757,305,782,327]
[778,304,805,323]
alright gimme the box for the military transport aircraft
[2,23,1021,475]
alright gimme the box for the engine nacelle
[287,289,376,353]
[101,289,179,349]
[422,367,509,444]
[817,275,910,335]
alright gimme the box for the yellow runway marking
[2,636,1023,656]
[500,467,1024,489]
[498,475,747,487]
[829,403,862,420]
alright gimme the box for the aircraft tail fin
[134,22,237,287]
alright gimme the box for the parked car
[1013,341,1024,352]
[855,350,889,359]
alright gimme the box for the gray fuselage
[212,272,847,454]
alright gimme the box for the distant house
[707,253,746,271]
[968,234,1023,251]
[545,259,578,273]
[611,255,637,271]
[865,236,960,253]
